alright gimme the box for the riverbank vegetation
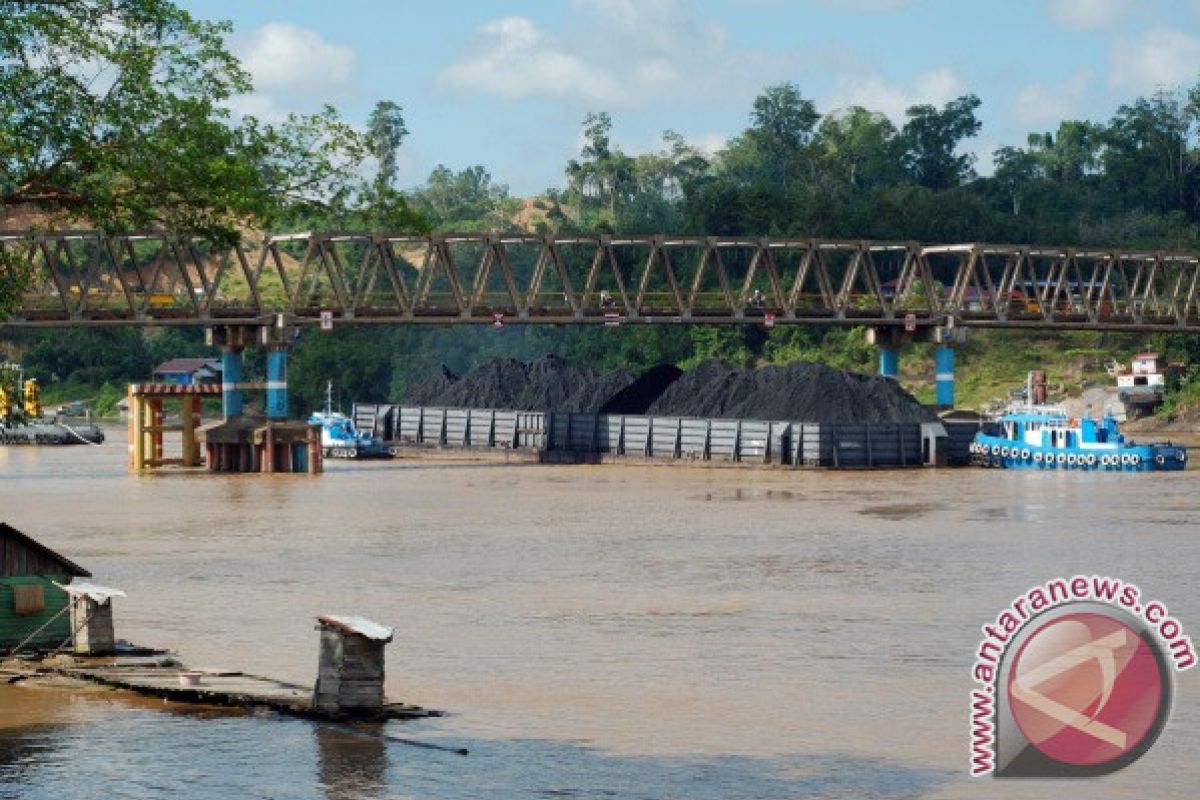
[3,1,1200,417]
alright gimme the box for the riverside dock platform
[2,652,440,722]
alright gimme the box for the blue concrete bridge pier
[867,327,907,381]
[869,324,966,409]
[198,322,320,474]
[935,344,956,408]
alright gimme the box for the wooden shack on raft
[313,614,393,715]
[0,523,91,653]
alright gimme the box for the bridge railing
[2,231,1199,331]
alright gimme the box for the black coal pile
[646,360,935,423]
[403,355,634,413]
[404,365,460,406]
[600,364,683,414]
[405,356,934,423]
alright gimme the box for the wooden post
[264,422,275,474]
[142,396,155,467]
[308,426,322,474]
[181,396,197,467]
[192,397,203,464]
[131,393,145,471]
[152,398,164,464]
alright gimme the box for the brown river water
[1,429,1198,798]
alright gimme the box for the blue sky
[181,0,1200,195]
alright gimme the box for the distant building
[0,523,91,653]
[152,358,222,386]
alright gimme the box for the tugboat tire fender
[1086,455,1097,466]
[991,444,1001,456]
[1020,449,1031,460]
[1155,454,1165,466]
[1131,454,1141,466]
[1033,451,1043,462]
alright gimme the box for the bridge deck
[2,231,1197,331]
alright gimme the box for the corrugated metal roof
[317,614,393,642]
[55,581,125,603]
[0,523,91,578]
[153,358,220,374]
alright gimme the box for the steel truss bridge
[3,230,1200,332]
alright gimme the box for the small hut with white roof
[313,614,393,714]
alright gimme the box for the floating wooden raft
[42,654,439,721]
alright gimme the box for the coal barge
[0,420,105,445]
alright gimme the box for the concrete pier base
[199,418,322,474]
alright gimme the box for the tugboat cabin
[0,523,91,653]
[983,410,1121,450]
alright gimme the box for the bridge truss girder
[2,231,1199,332]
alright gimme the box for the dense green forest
[4,1,1200,416]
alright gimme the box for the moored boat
[970,404,1186,472]
[308,383,393,459]
[1112,351,1181,420]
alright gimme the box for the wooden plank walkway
[5,653,439,722]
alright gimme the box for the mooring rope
[56,421,104,447]
[317,720,469,756]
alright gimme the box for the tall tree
[816,106,903,190]
[747,82,820,187]
[566,112,635,218]
[899,94,982,190]
[1102,90,1200,218]
[0,0,378,313]
[366,100,408,190]
[992,145,1040,216]
[2,0,255,238]
[409,164,510,230]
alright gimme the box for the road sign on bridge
[2,231,1199,333]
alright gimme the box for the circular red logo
[1008,612,1164,767]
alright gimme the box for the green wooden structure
[0,523,91,653]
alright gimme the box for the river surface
[1,431,1198,799]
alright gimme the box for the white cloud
[223,91,288,123]
[438,17,624,104]
[238,22,356,95]
[1109,29,1200,92]
[1012,71,1091,125]
[436,1,782,108]
[696,133,728,154]
[1046,0,1133,32]
[827,68,965,121]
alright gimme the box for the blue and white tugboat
[970,399,1187,472]
[308,383,393,459]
